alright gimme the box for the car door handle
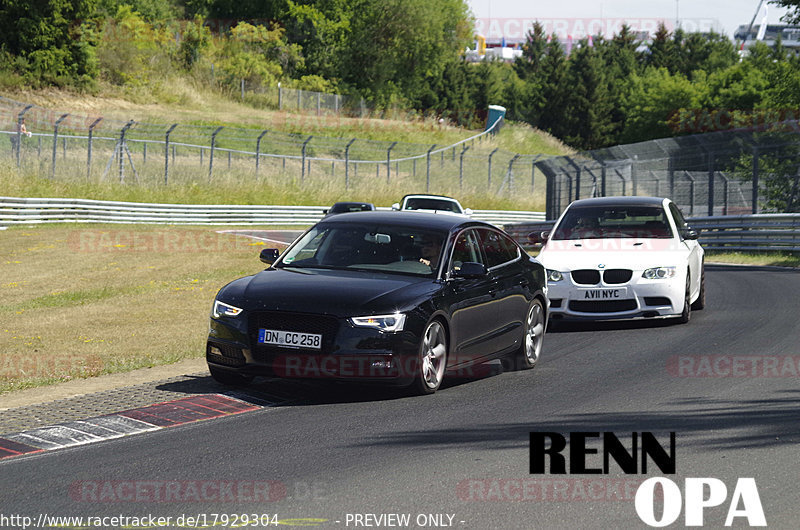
[518,280,529,288]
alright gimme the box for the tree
[559,40,614,150]
[282,0,350,82]
[620,68,700,143]
[0,0,99,87]
[644,23,676,72]
[338,0,472,107]
[770,0,800,24]
[597,25,642,144]
[536,35,568,136]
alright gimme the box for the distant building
[734,24,800,53]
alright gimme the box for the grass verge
[0,223,279,394]
[704,251,800,268]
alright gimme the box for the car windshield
[404,198,461,213]
[552,205,674,240]
[278,223,448,276]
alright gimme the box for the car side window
[449,229,482,273]
[669,203,690,236]
[478,229,519,269]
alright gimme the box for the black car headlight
[546,269,564,282]
[212,300,243,318]
[349,313,407,332]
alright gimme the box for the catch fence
[0,96,546,201]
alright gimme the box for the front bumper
[545,271,685,320]
[207,312,421,385]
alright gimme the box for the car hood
[537,238,691,271]
[217,267,438,316]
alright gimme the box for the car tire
[209,365,254,387]
[691,264,706,310]
[411,319,448,395]
[677,272,691,324]
[509,298,546,370]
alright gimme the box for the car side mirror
[391,203,400,210]
[322,208,328,215]
[683,229,700,240]
[451,262,488,279]
[464,208,473,216]
[260,248,280,265]
[528,231,550,245]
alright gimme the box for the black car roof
[316,210,481,231]
[568,196,667,208]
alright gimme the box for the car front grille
[249,311,340,359]
[603,269,632,284]
[571,269,601,285]
[568,300,638,313]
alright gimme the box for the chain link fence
[1,96,548,202]
[536,124,800,219]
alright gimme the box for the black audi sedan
[207,211,548,394]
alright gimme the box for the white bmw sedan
[534,197,705,324]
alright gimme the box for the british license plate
[258,329,322,350]
[574,287,630,300]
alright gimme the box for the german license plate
[258,329,322,350]
[574,287,630,300]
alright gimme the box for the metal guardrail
[687,214,800,252]
[504,214,800,253]
[0,197,545,227]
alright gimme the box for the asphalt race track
[1,264,799,529]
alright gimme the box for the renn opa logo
[529,432,766,527]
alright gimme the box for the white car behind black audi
[533,196,705,323]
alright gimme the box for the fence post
[631,155,638,196]
[684,171,695,216]
[278,83,282,110]
[566,157,581,200]
[386,141,397,183]
[241,79,245,101]
[51,114,69,179]
[507,154,520,194]
[255,129,268,176]
[719,173,729,215]
[614,168,627,196]
[707,150,715,216]
[345,138,356,190]
[164,123,178,185]
[317,92,321,116]
[297,88,302,110]
[488,148,499,190]
[460,146,470,190]
[87,117,103,179]
[118,121,134,182]
[531,156,541,194]
[426,144,436,193]
[668,154,675,199]
[751,147,759,214]
[14,105,33,167]
[208,126,224,181]
[301,135,313,184]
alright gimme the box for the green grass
[0,224,268,394]
[1,84,568,213]
[705,251,800,268]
